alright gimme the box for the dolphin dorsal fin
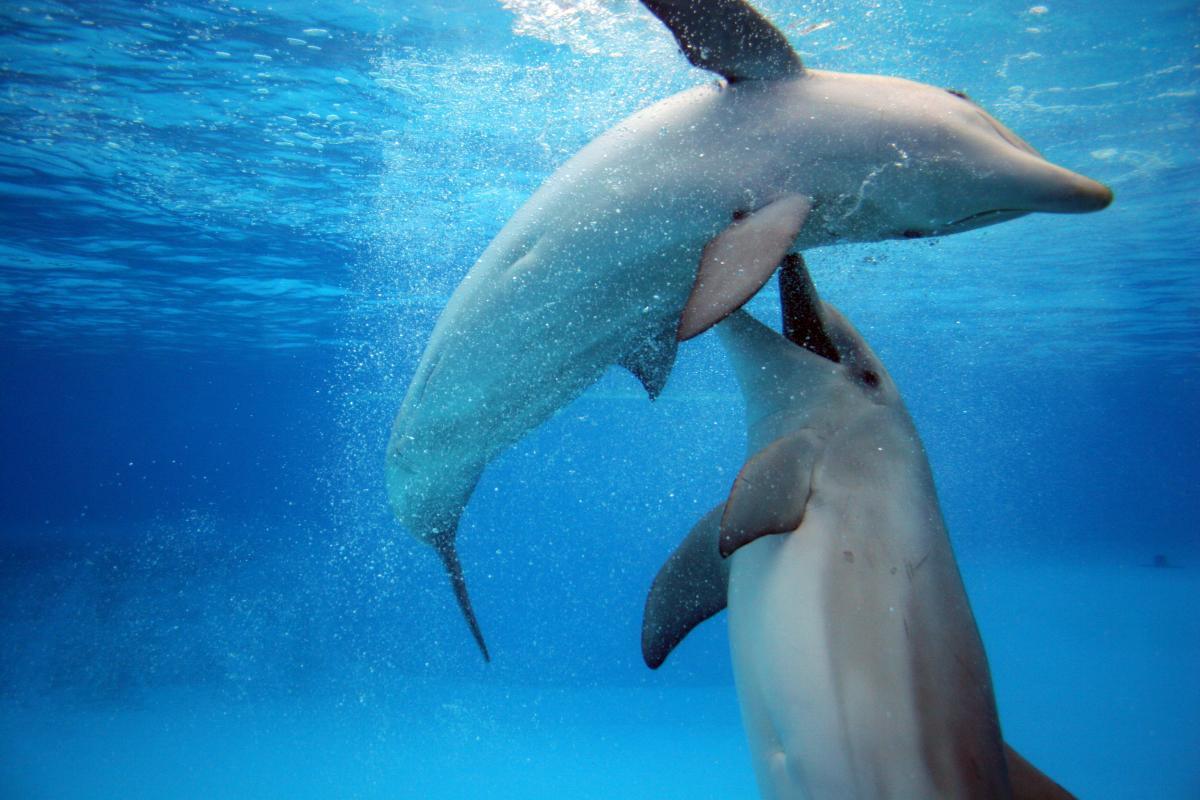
[620,325,679,400]
[642,505,730,669]
[720,432,819,557]
[677,194,812,341]
[641,0,803,82]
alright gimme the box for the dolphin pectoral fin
[1004,743,1077,800]
[642,504,729,669]
[620,325,679,400]
[719,433,818,558]
[432,533,491,663]
[779,253,840,362]
[678,194,813,342]
[640,0,803,82]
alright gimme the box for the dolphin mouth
[939,208,1028,233]
[898,209,1026,240]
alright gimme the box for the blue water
[1,1,1197,797]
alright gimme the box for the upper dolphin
[642,256,1077,799]
[387,0,1113,658]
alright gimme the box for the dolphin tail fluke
[432,533,491,662]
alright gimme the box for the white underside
[727,514,937,799]
[725,456,1004,800]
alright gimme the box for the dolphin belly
[386,84,787,542]
[728,511,944,799]
[727,447,1008,799]
[728,527,859,799]
[386,233,701,534]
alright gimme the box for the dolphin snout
[1072,176,1114,212]
[1040,171,1113,213]
[1021,157,1114,214]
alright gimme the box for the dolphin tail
[432,533,491,662]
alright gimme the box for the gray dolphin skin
[641,257,1075,799]
[387,0,1113,658]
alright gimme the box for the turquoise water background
[1,1,1197,797]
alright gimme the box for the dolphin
[387,0,1113,658]
[641,256,1075,798]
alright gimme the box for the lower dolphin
[642,257,1075,798]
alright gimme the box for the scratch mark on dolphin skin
[905,550,931,582]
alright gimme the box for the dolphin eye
[944,88,970,100]
[861,369,880,388]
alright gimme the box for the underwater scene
[1,0,1197,797]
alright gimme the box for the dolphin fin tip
[640,629,666,670]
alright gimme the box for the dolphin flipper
[1004,744,1077,800]
[620,325,679,400]
[642,505,730,669]
[678,194,812,341]
[640,0,803,82]
[719,432,819,557]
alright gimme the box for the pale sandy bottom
[1,560,1196,799]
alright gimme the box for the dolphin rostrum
[641,256,1075,798]
[388,0,1113,658]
